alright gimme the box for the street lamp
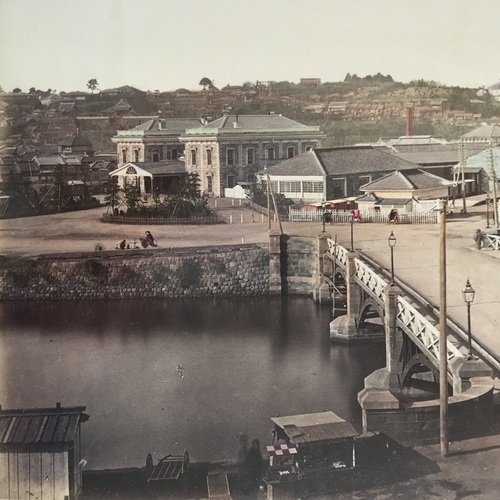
[321,202,326,232]
[462,278,476,360]
[350,215,354,250]
[388,231,397,284]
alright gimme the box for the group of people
[116,230,158,250]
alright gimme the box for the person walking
[473,229,484,250]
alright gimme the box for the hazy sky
[1,0,499,93]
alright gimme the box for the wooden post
[439,199,448,457]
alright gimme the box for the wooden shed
[0,404,89,500]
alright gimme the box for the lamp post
[462,278,476,360]
[388,231,396,284]
[486,193,491,229]
[350,215,354,250]
[321,202,326,232]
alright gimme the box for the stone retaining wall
[280,235,318,294]
[0,244,270,300]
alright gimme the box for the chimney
[405,105,414,136]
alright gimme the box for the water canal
[0,296,385,470]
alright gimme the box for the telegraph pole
[489,141,499,232]
[459,140,467,214]
[439,199,448,457]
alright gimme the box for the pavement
[1,196,500,498]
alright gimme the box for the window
[227,148,235,166]
[303,181,323,193]
[271,181,279,192]
[122,150,127,164]
[126,166,137,175]
[191,149,197,165]
[207,149,212,166]
[227,175,235,189]
[354,175,372,194]
[287,146,295,159]
[246,148,255,165]
[152,149,159,162]
[267,147,275,160]
[172,148,178,160]
[207,175,213,193]
[331,178,346,198]
[133,150,139,162]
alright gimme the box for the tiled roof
[0,405,88,445]
[59,136,91,147]
[391,143,488,165]
[265,150,325,176]
[316,146,418,175]
[128,118,204,132]
[461,124,500,139]
[361,169,451,191]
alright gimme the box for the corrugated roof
[0,406,88,445]
[271,411,358,444]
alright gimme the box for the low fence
[289,208,437,224]
[101,213,223,225]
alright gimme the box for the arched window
[126,166,137,175]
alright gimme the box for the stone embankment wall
[0,244,270,300]
[280,236,318,294]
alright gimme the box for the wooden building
[0,404,89,500]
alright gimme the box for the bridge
[313,233,497,443]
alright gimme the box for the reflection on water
[0,296,384,469]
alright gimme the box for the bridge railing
[326,240,464,379]
[483,233,500,250]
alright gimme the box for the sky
[0,0,499,93]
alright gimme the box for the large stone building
[179,114,324,196]
[111,118,204,167]
[112,115,323,197]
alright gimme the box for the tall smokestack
[406,105,414,136]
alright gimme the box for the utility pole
[265,169,271,230]
[489,141,499,232]
[459,140,467,214]
[439,199,448,457]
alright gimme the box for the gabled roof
[59,102,76,112]
[110,160,186,177]
[461,124,500,139]
[390,143,488,166]
[361,169,452,191]
[265,150,325,176]
[316,146,418,175]
[112,98,132,111]
[123,118,204,133]
[59,136,92,148]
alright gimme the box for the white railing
[326,241,464,378]
[290,207,437,224]
[397,295,462,373]
[483,233,500,250]
[327,238,348,267]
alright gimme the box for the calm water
[0,297,384,470]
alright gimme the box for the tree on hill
[87,78,99,93]
[12,88,22,93]
[199,77,214,90]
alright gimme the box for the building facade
[179,114,324,197]
[112,118,204,167]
